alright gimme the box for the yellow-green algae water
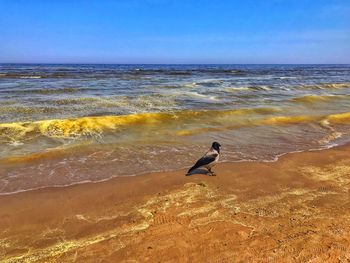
[1,64,350,194]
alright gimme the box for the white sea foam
[19,76,42,79]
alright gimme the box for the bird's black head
[212,141,221,153]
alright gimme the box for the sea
[1,64,350,194]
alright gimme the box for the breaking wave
[0,108,279,142]
[1,107,350,144]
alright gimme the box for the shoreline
[0,141,345,196]
[1,143,350,261]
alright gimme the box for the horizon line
[1,62,349,65]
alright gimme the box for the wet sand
[1,145,350,262]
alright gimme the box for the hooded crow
[186,142,221,176]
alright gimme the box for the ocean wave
[0,107,279,142]
[224,85,273,92]
[175,111,350,137]
[185,91,218,100]
[0,72,96,79]
[224,83,350,93]
[50,95,177,109]
[184,83,197,88]
[300,83,350,90]
[0,74,47,79]
[326,112,350,124]
[3,108,350,144]
[290,94,347,104]
[193,79,224,87]
[0,87,88,95]
[224,86,251,92]
[19,76,42,79]
[53,97,109,106]
[194,69,246,75]
[132,68,246,75]
[0,106,59,115]
[318,119,343,144]
[127,69,194,77]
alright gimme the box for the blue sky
[0,0,349,64]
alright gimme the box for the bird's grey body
[186,142,221,176]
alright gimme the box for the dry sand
[1,145,350,262]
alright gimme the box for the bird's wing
[188,153,218,172]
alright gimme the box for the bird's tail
[186,165,196,175]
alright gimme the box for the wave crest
[0,108,279,142]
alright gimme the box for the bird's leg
[208,168,216,176]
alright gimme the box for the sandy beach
[1,144,350,262]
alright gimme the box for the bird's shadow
[186,168,214,176]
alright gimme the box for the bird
[186,142,221,176]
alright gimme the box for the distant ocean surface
[1,64,350,194]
